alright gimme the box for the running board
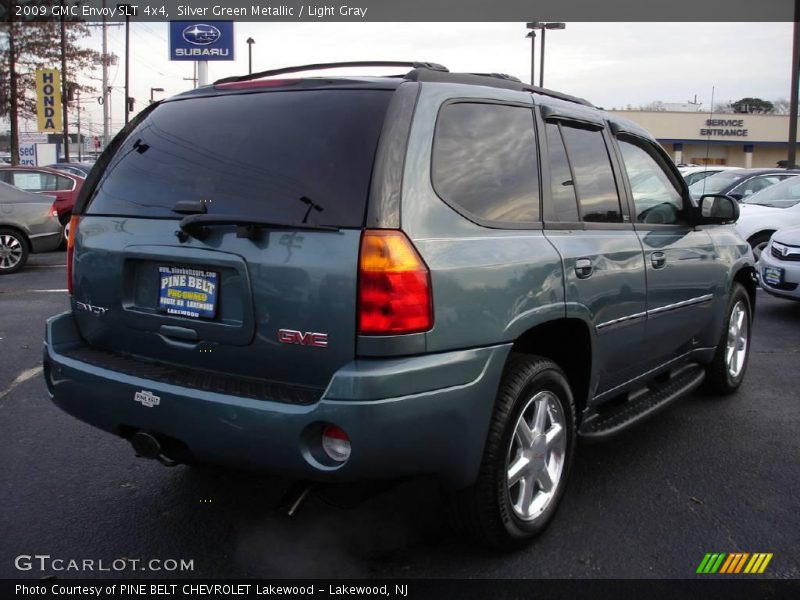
[579,363,706,441]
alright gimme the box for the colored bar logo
[697,553,773,574]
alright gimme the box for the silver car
[0,181,63,274]
[757,224,800,301]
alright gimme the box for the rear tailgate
[72,87,393,392]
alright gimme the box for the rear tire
[450,354,576,549]
[702,283,752,395]
[0,228,29,274]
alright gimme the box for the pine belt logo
[134,390,160,408]
[696,552,773,574]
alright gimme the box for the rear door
[73,87,394,391]
[538,110,648,397]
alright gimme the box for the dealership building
[607,110,799,168]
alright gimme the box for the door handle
[651,251,667,269]
[574,258,594,279]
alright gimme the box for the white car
[735,177,800,259]
[757,224,800,301]
[679,165,742,187]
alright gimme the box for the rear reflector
[66,214,80,295]
[49,203,58,218]
[321,425,351,462]
[358,230,432,335]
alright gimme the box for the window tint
[433,103,540,223]
[54,175,73,191]
[545,122,579,222]
[560,125,622,223]
[84,90,392,227]
[618,140,685,225]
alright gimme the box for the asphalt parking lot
[1,250,798,579]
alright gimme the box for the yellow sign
[36,68,62,133]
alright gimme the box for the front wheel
[702,283,752,395]
[450,354,576,548]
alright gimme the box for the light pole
[526,22,565,88]
[525,24,537,86]
[150,87,164,104]
[246,37,255,74]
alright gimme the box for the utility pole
[60,0,70,161]
[788,11,800,169]
[197,61,208,87]
[102,0,109,147]
[124,8,130,124]
[8,7,19,165]
[76,87,82,161]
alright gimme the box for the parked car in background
[0,166,84,234]
[735,176,800,259]
[0,154,12,164]
[688,168,799,202]
[679,165,742,187]
[47,162,93,177]
[756,224,800,301]
[0,181,62,274]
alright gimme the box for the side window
[12,172,43,191]
[733,175,780,198]
[559,125,623,223]
[545,122,579,222]
[432,102,540,224]
[54,175,73,191]
[618,139,685,225]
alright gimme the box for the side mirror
[697,194,740,224]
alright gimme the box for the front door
[614,135,726,370]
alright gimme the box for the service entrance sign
[169,21,235,61]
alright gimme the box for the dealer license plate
[157,266,219,319]
[763,266,783,287]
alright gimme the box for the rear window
[84,89,392,227]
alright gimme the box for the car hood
[739,203,782,216]
[773,224,800,245]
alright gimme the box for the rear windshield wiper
[178,213,340,242]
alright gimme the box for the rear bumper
[44,312,510,488]
[30,231,63,253]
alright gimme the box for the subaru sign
[169,21,234,61]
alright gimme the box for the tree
[730,97,775,114]
[639,100,666,111]
[770,98,798,115]
[0,1,100,164]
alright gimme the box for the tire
[748,232,773,262]
[450,354,576,549]
[702,283,752,395]
[0,228,30,274]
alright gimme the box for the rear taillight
[66,214,80,295]
[49,203,58,218]
[357,229,433,335]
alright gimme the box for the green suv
[44,62,755,547]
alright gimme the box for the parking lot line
[0,366,42,403]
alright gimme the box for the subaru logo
[182,24,221,46]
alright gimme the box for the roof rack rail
[403,69,593,107]
[214,61,449,85]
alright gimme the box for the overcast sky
[12,21,796,139]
